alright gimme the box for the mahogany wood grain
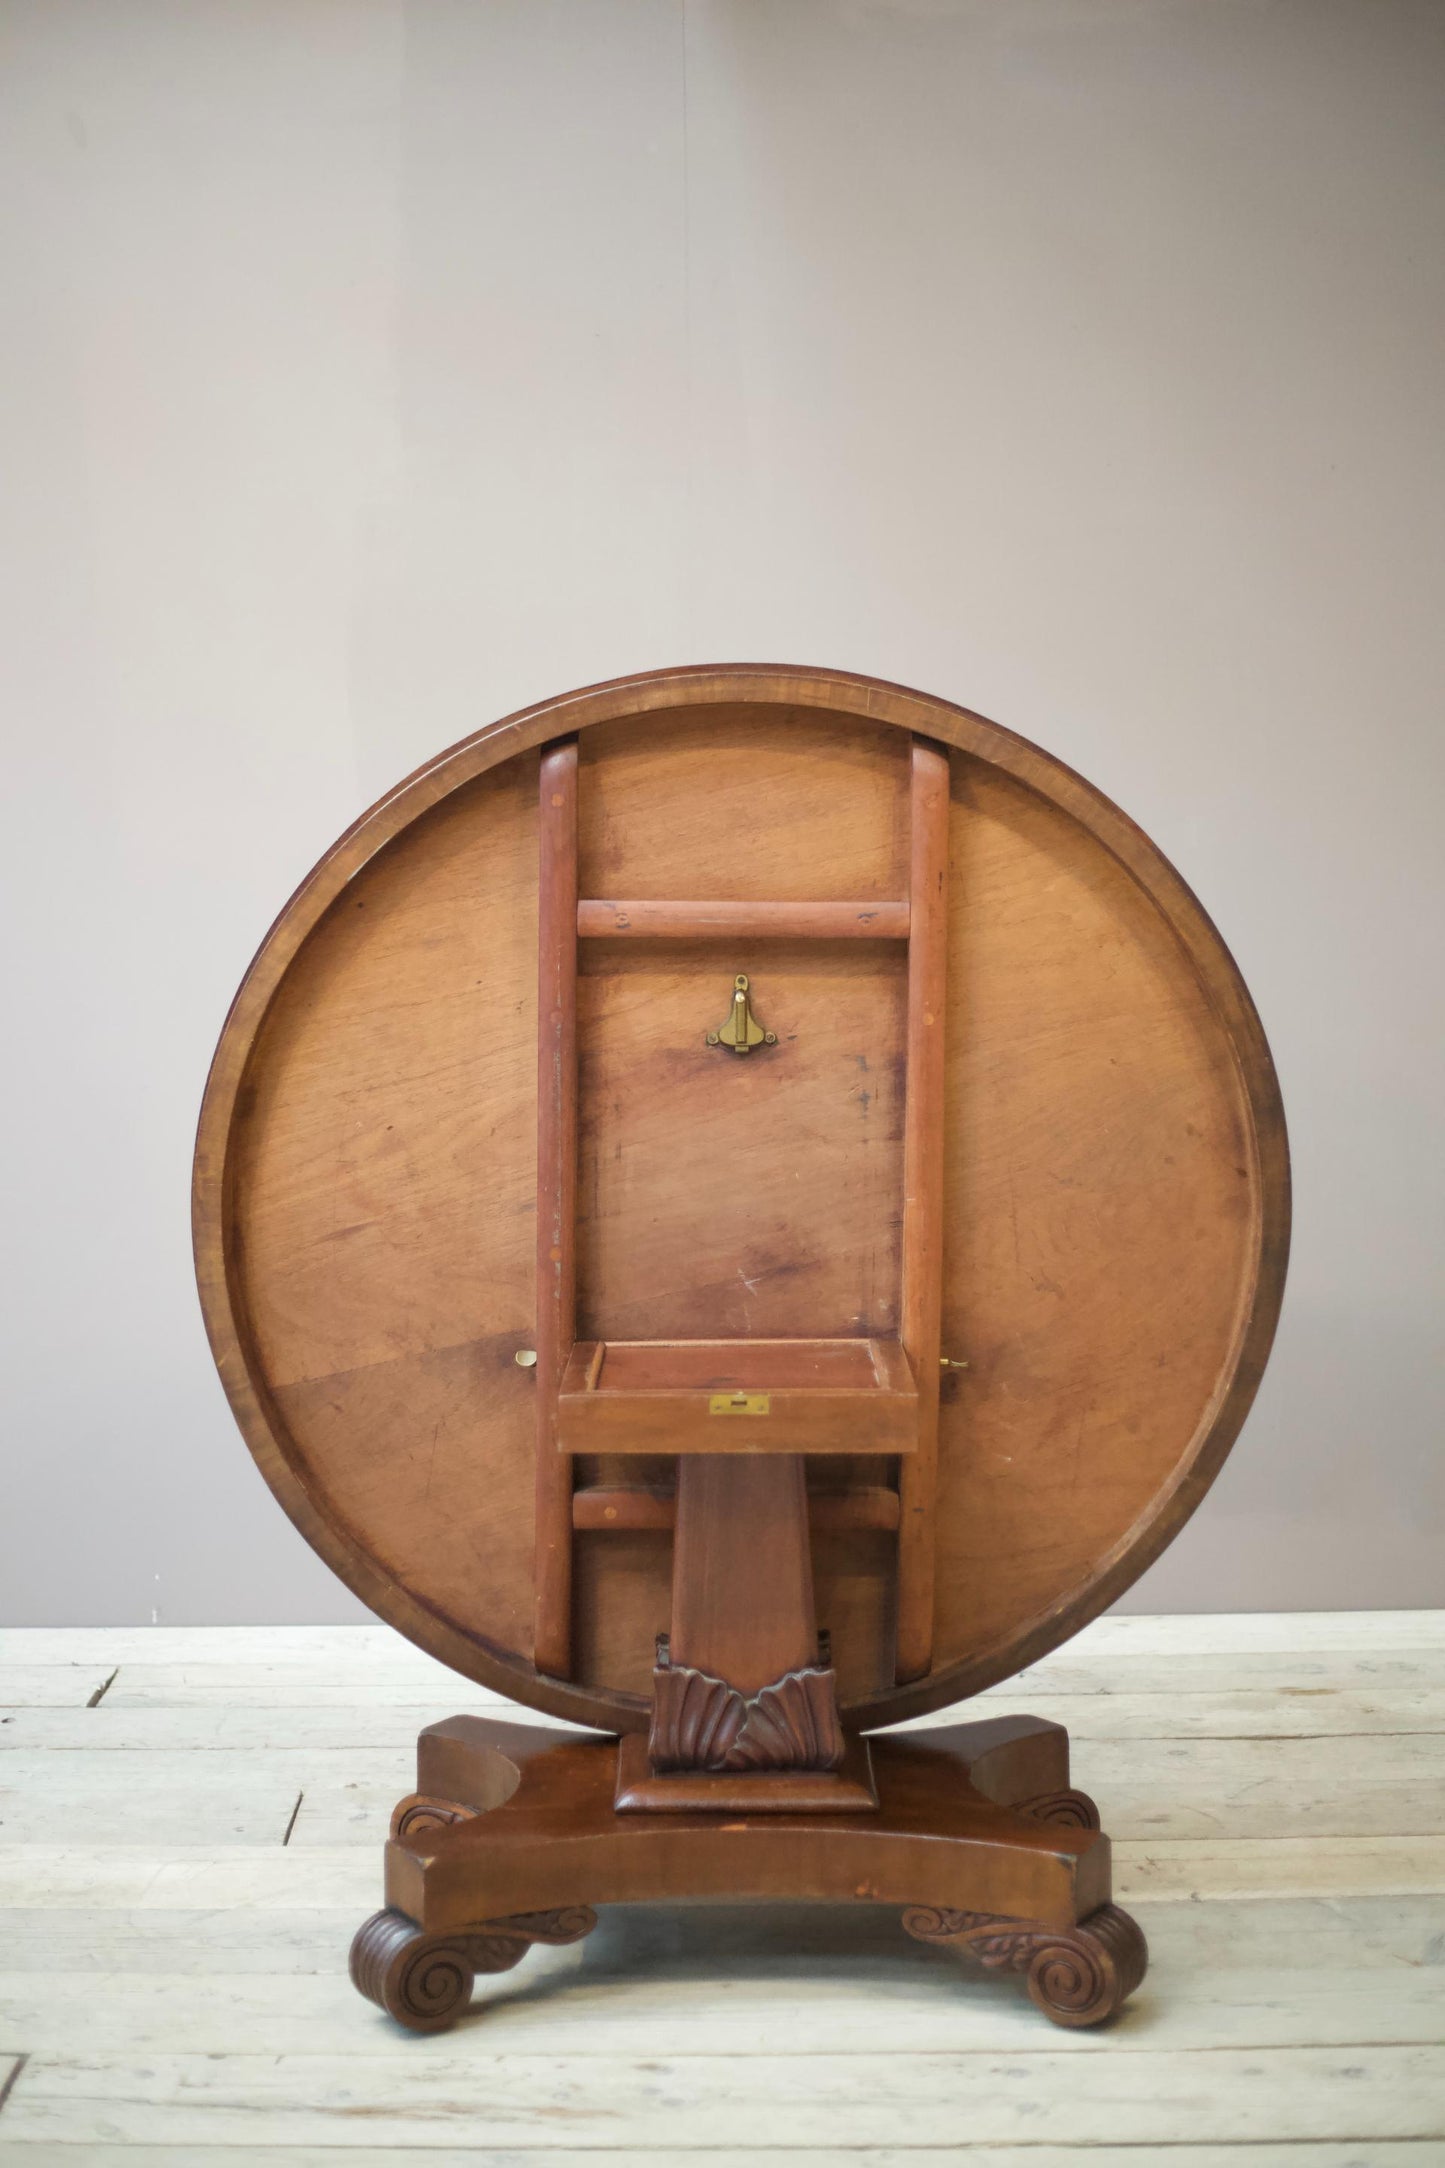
[195,665,1289,1736]
[354,1712,1147,2032]
[895,737,952,1683]
[612,1730,878,1814]
[390,1715,1109,1932]
[578,899,909,940]
[571,1485,677,1532]
[576,1337,900,1391]
[555,1336,918,1456]
[669,1455,821,1692]
[570,1483,901,1534]
[533,739,578,1680]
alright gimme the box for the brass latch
[709,1390,772,1416]
[706,973,777,1056]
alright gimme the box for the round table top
[194,665,1288,1733]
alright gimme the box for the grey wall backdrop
[3,0,1441,1627]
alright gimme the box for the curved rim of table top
[193,664,1291,1734]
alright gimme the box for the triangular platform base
[350,1711,1147,2032]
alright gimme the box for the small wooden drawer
[555,1337,918,1456]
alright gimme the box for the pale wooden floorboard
[0,1608,1440,1682]
[14,1683,1445,1744]
[1,1615,1443,2156]
[0,1670,114,1712]
[1115,1834,1445,1898]
[0,1750,312,1846]
[1061,1611,1445,1653]
[0,1627,439,1667]
[2,1891,1437,1983]
[1009,1648,1445,1695]
[4,2153,1444,2168]
[3,1707,577,1751]
[264,1735,1445,1845]
[2,2044,1442,2148]
[4,1620,1440,1720]
[59,1648,1445,1707]
[2,1929,1444,2056]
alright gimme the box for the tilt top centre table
[194,665,1288,2031]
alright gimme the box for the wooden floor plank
[2,1707,572,1751]
[12,1636,1438,1717]
[0,1627,421,1668]
[2,1611,1440,1675]
[280,1736,1445,1846]
[0,1894,1439,1985]
[0,1753,308,1847]
[1065,1733,1445,1840]
[3,2149,1443,2168]
[2,1616,1443,2157]
[0,1908,352,1976]
[12,1732,1442,1848]
[89,1648,1445,1707]
[1070,1612,1445,1654]
[1113,1834,1445,1899]
[93,1665,497,1710]
[2,1941,1443,2059]
[941,1687,1445,1738]
[11,1685,1444,1747]
[2,2045,1440,2148]
[0,1846,376,1911]
[1007,1648,1445,1697]
[0,1667,115,1710]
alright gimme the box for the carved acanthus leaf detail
[902,1902,1148,2026]
[649,1659,845,1773]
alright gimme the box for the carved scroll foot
[1016,1787,1101,1831]
[902,1901,1147,2028]
[390,1793,482,1840]
[350,1904,597,2034]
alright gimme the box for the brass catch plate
[709,1391,772,1416]
[707,972,777,1056]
